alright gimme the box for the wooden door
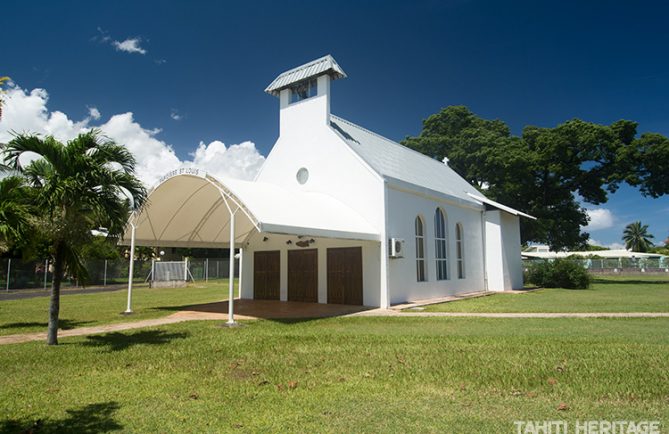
[287,249,318,303]
[327,247,363,305]
[253,251,280,300]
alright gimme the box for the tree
[0,176,32,253]
[2,131,146,345]
[622,221,654,252]
[0,76,10,120]
[402,106,669,250]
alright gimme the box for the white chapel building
[128,55,533,309]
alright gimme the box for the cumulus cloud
[0,84,265,186]
[87,106,101,120]
[190,140,265,181]
[112,38,147,55]
[584,208,615,231]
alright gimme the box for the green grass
[421,276,669,313]
[0,317,667,433]
[0,280,235,336]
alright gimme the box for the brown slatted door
[253,251,280,300]
[287,249,318,303]
[327,247,363,305]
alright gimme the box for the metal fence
[523,257,669,273]
[1,257,238,291]
[188,258,239,281]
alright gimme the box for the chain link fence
[1,257,238,291]
[523,257,669,274]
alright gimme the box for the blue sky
[1,0,668,247]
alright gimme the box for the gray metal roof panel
[330,115,483,204]
[265,55,347,96]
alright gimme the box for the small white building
[128,55,534,308]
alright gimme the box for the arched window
[415,216,426,282]
[434,208,449,280]
[456,223,465,279]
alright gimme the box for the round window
[296,167,309,185]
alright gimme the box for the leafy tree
[584,244,609,252]
[2,131,146,345]
[622,221,654,252]
[81,235,122,260]
[402,106,669,250]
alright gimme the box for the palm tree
[622,221,654,253]
[3,131,146,344]
[0,175,32,253]
[0,76,10,120]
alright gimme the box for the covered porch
[122,170,380,323]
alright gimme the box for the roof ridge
[265,55,346,96]
[275,54,334,77]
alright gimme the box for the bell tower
[265,55,347,137]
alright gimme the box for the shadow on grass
[592,278,669,285]
[0,401,121,434]
[82,329,188,352]
[0,319,94,331]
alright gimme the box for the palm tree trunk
[47,243,65,345]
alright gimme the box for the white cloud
[190,140,265,181]
[0,84,265,186]
[87,106,101,120]
[170,109,182,121]
[112,38,147,55]
[94,28,148,55]
[584,208,615,231]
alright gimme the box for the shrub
[526,259,591,289]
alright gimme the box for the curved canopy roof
[123,172,379,248]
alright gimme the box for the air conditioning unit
[389,238,405,258]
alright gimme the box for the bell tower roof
[265,54,346,97]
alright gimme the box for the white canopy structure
[125,170,379,248]
[121,169,379,323]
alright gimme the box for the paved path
[2,303,668,345]
[354,310,669,318]
[0,317,191,345]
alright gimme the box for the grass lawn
[0,317,667,433]
[421,276,669,313]
[0,279,235,336]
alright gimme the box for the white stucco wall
[256,74,384,231]
[501,212,523,289]
[384,185,486,305]
[485,210,523,291]
[241,232,381,307]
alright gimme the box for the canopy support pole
[238,248,243,301]
[227,210,237,325]
[125,221,136,314]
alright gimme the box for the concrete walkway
[353,310,669,318]
[1,299,668,346]
[0,317,191,345]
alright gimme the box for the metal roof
[265,55,347,96]
[466,193,536,220]
[330,115,485,206]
